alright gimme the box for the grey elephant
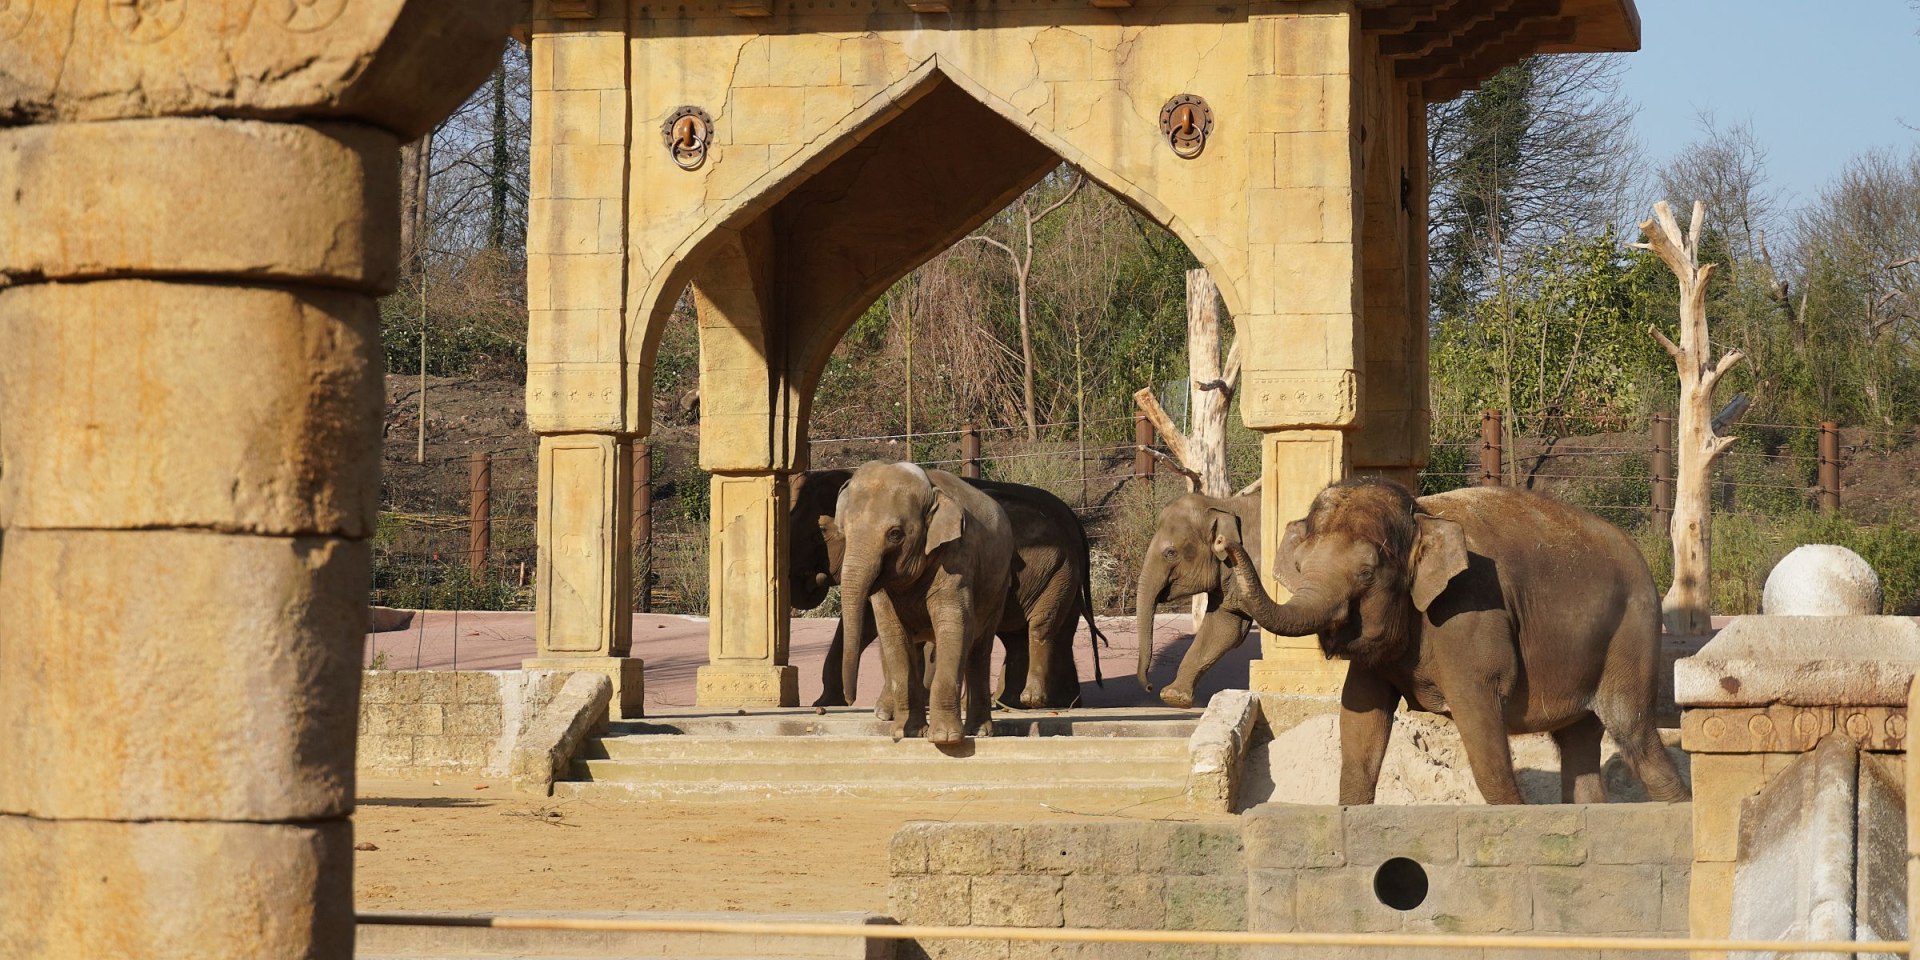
[1134,492,1262,708]
[791,471,1107,708]
[828,461,1013,744]
[1213,477,1690,805]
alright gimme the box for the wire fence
[370,408,1920,620]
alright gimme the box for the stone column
[524,5,647,717]
[0,4,512,957]
[690,224,802,707]
[1674,614,1920,946]
[1240,2,1363,696]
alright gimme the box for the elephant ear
[1205,509,1243,557]
[925,489,965,556]
[1274,519,1309,590]
[1409,513,1468,612]
[818,515,847,575]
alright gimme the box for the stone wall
[358,669,594,780]
[889,821,1246,960]
[892,804,1690,958]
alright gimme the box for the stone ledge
[1673,616,1920,707]
[511,671,613,794]
[1187,689,1261,813]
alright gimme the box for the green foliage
[380,252,528,380]
[1641,512,1920,617]
[373,561,529,612]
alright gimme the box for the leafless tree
[968,168,1086,440]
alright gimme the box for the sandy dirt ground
[353,780,1213,915]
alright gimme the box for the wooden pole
[1818,420,1841,512]
[1133,412,1154,487]
[1651,414,1673,531]
[466,452,490,576]
[961,423,981,479]
[1478,410,1503,487]
[632,441,653,613]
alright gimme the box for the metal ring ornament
[1159,94,1212,160]
[661,106,714,171]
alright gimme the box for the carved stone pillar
[0,4,513,957]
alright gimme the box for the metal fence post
[1478,410,1503,487]
[632,440,653,612]
[1818,420,1841,512]
[961,423,982,479]
[1134,411,1154,487]
[1651,414,1673,530]
[466,451,490,576]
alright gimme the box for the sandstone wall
[359,669,581,779]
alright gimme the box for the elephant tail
[1077,531,1106,689]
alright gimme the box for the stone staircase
[357,910,895,960]
[550,707,1204,805]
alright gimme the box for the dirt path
[353,780,1212,915]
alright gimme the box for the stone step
[606,709,1200,740]
[587,734,1189,762]
[572,752,1191,785]
[355,911,894,959]
[551,777,1190,804]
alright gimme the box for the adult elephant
[1213,477,1690,805]
[1134,492,1261,709]
[791,470,1106,708]
[829,461,1013,743]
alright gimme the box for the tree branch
[1132,388,1193,468]
[1030,170,1086,224]
[1221,336,1244,392]
[1648,323,1683,362]
[1701,348,1746,393]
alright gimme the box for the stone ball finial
[1761,544,1883,615]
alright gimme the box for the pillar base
[696,664,799,708]
[1247,652,1347,696]
[522,656,645,720]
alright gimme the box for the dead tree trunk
[1134,268,1241,629]
[1637,201,1743,636]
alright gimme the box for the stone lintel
[1673,616,1920,708]
[1681,704,1908,755]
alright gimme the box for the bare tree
[968,169,1086,440]
[1637,201,1742,635]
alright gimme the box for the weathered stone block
[1690,754,1767,862]
[928,823,1025,876]
[1403,866,1531,934]
[1659,864,1690,934]
[891,824,932,875]
[1292,866,1402,933]
[890,874,972,926]
[1165,875,1247,930]
[1688,859,1734,939]
[0,530,364,821]
[1246,868,1297,932]
[1583,803,1691,865]
[447,702,505,737]
[1456,807,1585,866]
[1673,615,1920,708]
[359,735,415,769]
[1026,822,1139,876]
[0,815,352,960]
[1529,865,1663,934]
[0,282,381,537]
[971,875,1063,928]
[0,120,398,290]
[1169,824,1244,876]
[1345,804,1459,865]
[1062,874,1165,929]
[452,672,508,705]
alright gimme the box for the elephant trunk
[837,557,880,702]
[1219,540,1344,637]
[1134,556,1172,692]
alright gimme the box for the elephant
[1212,476,1690,805]
[791,470,1106,709]
[827,461,1014,744]
[1134,492,1262,709]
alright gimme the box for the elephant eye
[886,527,905,544]
[1162,547,1179,561]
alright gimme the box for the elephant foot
[813,693,848,708]
[927,716,966,745]
[1159,687,1195,709]
[875,701,895,722]
[1018,688,1049,710]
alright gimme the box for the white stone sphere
[1761,544,1883,615]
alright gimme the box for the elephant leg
[870,594,912,736]
[1593,685,1691,803]
[1551,713,1607,804]
[1160,601,1251,709]
[1042,614,1081,708]
[1448,683,1524,805]
[965,630,996,737]
[1337,668,1399,805]
[925,605,971,745]
[1021,578,1078,709]
[997,627,1029,708]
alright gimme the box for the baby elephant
[1215,477,1689,805]
[827,461,1013,744]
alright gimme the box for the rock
[1763,545,1882,615]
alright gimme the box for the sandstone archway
[520,0,1641,709]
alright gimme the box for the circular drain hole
[1372,857,1428,911]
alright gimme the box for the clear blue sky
[1619,1,1920,211]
